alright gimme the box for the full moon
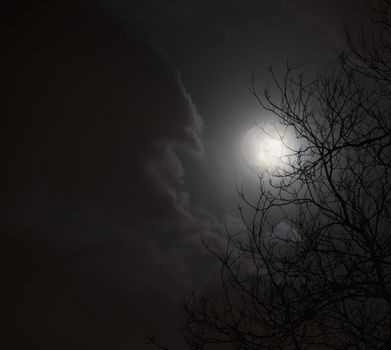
[242,125,285,173]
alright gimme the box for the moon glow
[242,125,285,173]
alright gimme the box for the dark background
[1,1,366,348]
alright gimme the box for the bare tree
[149,1,391,349]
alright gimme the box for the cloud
[1,1,221,349]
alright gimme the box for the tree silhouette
[149,1,391,349]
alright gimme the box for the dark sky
[1,1,366,349]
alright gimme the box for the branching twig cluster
[150,1,391,349]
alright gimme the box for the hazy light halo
[242,124,286,174]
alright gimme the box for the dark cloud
[1,1,222,348]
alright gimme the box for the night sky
[2,1,367,349]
